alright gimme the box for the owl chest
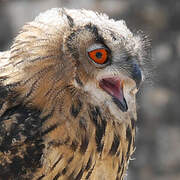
[40,121,134,180]
[40,139,128,180]
[36,104,135,180]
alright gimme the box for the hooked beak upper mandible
[131,61,143,89]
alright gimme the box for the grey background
[0,0,180,179]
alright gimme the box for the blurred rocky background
[0,0,180,179]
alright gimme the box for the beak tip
[112,97,128,112]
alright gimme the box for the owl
[0,8,150,180]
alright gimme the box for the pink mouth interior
[99,77,128,112]
[99,77,123,101]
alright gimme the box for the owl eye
[88,48,108,64]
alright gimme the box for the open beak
[99,77,128,112]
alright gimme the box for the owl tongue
[99,77,128,112]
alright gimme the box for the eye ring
[88,48,108,64]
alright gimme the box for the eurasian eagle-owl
[0,8,150,180]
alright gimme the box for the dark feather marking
[131,118,136,129]
[44,83,66,99]
[9,156,29,177]
[14,55,57,66]
[70,99,82,118]
[67,170,75,180]
[53,172,62,180]
[119,165,125,179]
[126,125,132,159]
[66,30,81,59]
[61,8,74,28]
[84,23,104,43]
[79,134,89,154]
[62,167,67,175]
[23,65,54,86]
[51,154,63,171]
[41,108,55,123]
[70,140,78,151]
[0,85,9,99]
[85,155,92,171]
[11,45,29,54]
[24,78,40,99]
[79,117,89,154]
[53,158,71,178]
[116,150,120,157]
[116,164,122,180]
[74,168,84,180]
[75,75,83,86]
[117,164,121,174]
[85,162,96,179]
[50,86,68,103]
[11,40,29,48]
[37,174,45,180]
[67,156,74,164]
[66,15,74,28]
[110,32,117,41]
[48,137,70,148]
[0,76,8,82]
[0,83,20,100]
[89,105,107,152]
[67,84,78,97]
[0,105,44,179]
[116,157,125,180]
[22,65,55,101]
[126,126,132,141]
[79,117,87,129]
[121,157,124,166]
[109,134,120,155]
[41,124,59,137]
[30,55,58,63]
[0,105,41,151]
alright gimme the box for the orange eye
[88,48,108,64]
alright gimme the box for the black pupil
[96,52,102,59]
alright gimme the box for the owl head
[9,8,151,121]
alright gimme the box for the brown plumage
[0,8,151,180]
